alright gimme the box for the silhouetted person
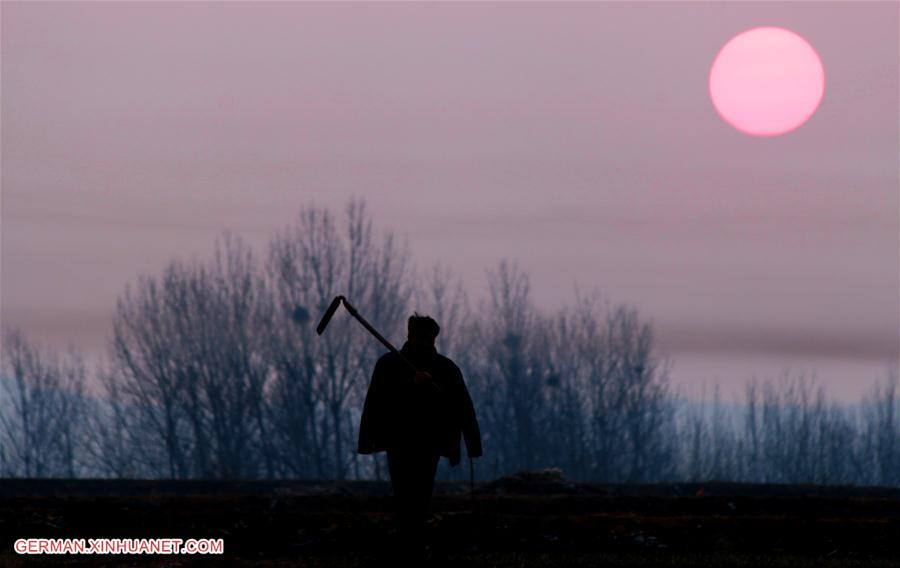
[358,314,482,554]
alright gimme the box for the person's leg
[388,448,432,562]
[414,451,440,523]
[387,449,418,542]
[386,449,406,501]
[404,450,440,557]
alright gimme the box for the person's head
[407,313,440,348]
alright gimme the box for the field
[3,474,899,567]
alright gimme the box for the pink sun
[709,27,825,137]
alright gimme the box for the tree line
[2,199,898,485]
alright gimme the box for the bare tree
[81,358,161,479]
[599,305,675,481]
[457,266,674,482]
[542,298,594,480]
[109,232,273,479]
[739,371,864,484]
[462,260,550,476]
[0,328,87,477]
[675,383,743,482]
[865,366,900,486]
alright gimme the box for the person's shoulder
[435,353,463,377]
[375,350,401,369]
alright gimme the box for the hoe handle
[338,296,419,373]
[318,296,440,392]
[340,297,418,374]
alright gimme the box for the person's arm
[456,366,483,458]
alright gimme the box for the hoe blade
[316,296,343,336]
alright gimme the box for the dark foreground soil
[2,478,899,567]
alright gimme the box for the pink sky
[2,2,897,400]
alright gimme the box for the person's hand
[414,371,433,385]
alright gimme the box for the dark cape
[357,342,482,467]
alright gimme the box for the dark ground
[2,473,899,567]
